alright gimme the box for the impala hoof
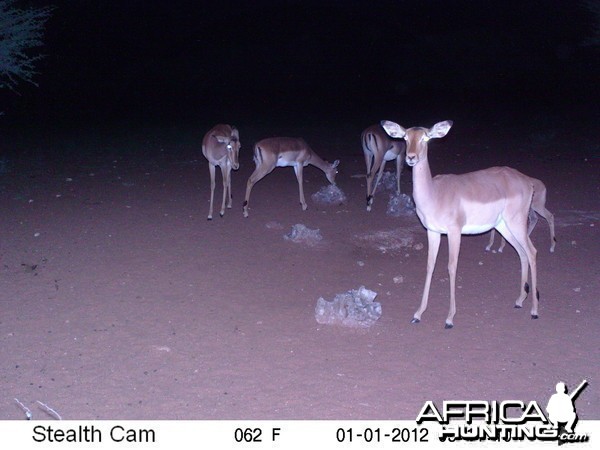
[411,318,420,324]
[220,212,224,218]
[207,216,213,221]
[444,323,454,329]
[531,314,539,320]
[514,304,522,309]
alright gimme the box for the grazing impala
[243,137,339,217]
[486,176,556,253]
[201,124,241,220]
[381,120,539,328]
[362,124,406,211]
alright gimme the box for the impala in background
[362,124,406,211]
[243,137,339,217]
[201,124,241,220]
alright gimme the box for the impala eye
[423,136,430,142]
[227,144,232,150]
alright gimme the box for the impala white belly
[461,223,496,234]
[276,159,293,167]
[422,220,497,235]
[417,199,502,235]
[384,150,398,161]
[461,199,503,234]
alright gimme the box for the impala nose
[406,154,417,166]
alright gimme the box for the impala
[201,124,241,220]
[362,124,407,211]
[381,120,539,328]
[242,137,339,217]
[486,176,556,253]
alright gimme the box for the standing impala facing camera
[381,120,539,328]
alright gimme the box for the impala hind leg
[413,230,441,324]
[537,206,556,253]
[546,210,556,253]
[365,152,374,208]
[496,222,539,318]
[368,160,388,211]
[485,229,507,252]
[523,234,538,318]
[531,186,556,252]
[243,167,269,217]
[485,229,496,252]
[366,152,385,211]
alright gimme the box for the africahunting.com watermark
[416,379,590,444]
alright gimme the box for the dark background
[1,0,598,138]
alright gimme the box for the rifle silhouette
[569,379,588,401]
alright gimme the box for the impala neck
[309,152,330,172]
[411,154,435,210]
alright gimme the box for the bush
[0,0,53,92]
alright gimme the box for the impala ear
[230,126,239,140]
[380,120,406,139]
[427,120,453,139]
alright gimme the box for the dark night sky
[2,0,598,132]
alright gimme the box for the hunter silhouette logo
[416,379,590,443]
[546,379,588,443]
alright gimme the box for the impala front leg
[226,164,234,209]
[413,230,441,324]
[294,164,308,210]
[219,165,230,218]
[446,229,462,328]
[207,164,216,220]
[396,155,404,195]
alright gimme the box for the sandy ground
[0,119,598,420]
